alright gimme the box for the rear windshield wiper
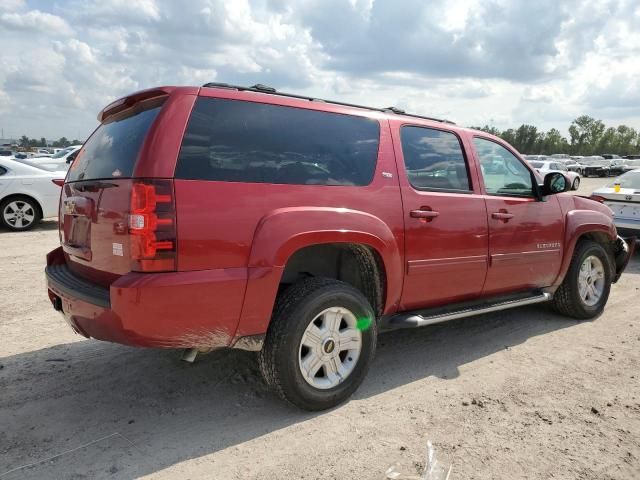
[74,181,119,192]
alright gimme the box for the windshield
[529,161,544,168]
[608,171,640,189]
[51,147,73,159]
[67,98,165,182]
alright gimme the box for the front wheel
[259,277,377,411]
[552,240,612,319]
[572,177,581,190]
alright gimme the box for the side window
[400,126,471,191]
[0,166,6,176]
[474,137,534,197]
[176,98,380,186]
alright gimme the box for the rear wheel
[0,196,41,231]
[259,277,377,411]
[572,177,580,190]
[552,240,612,319]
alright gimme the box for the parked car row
[0,145,82,172]
[524,154,640,178]
[528,160,581,190]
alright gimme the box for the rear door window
[175,98,380,186]
[400,126,471,191]
[67,98,165,182]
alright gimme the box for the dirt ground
[1,177,639,479]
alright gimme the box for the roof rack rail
[200,82,455,124]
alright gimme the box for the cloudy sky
[0,0,638,141]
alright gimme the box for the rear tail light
[129,179,176,272]
[52,179,64,187]
[590,195,605,203]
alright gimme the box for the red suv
[46,83,635,410]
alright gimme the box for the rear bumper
[46,247,247,349]
[614,216,640,233]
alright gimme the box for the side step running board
[388,292,552,329]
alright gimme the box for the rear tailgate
[61,179,134,286]
[601,189,640,220]
[61,93,168,286]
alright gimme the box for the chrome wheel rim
[298,307,362,390]
[578,255,605,306]
[3,201,35,229]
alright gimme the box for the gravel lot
[1,176,639,479]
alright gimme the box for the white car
[591,169,640,236]
[0,158,65,231]
[528,160,581,190]
[29,145,82,171]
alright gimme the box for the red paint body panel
[46,85,626,350]
[481,195,564,294]
[60,179,134,287]
[134,88,198,179]
[47,248,246,348]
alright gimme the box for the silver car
[591,169,640,236]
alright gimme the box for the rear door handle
[410,209,440,221]
[491,211,514,222]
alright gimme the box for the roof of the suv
[200,82,457,126]
[100,84,510,147]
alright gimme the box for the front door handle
[410,209,440,221]
[491,211,514,222]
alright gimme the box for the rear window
[608,171,640,189]
[400,126,470,191]
[175,98,380,186]
[67,98,164,182]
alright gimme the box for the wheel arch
[552,210,617,288]
[233,207,403,342]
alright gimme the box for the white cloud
[0,10,70,35]
[0,0,638,141]
[0,0,26,13]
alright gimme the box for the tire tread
[258,277,376,410]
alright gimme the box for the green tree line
[472,115,640,156]
[18,135,83,149]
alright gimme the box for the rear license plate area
[606,202,639,219]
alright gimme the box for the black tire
[0,196,42,231]
[572,177,580,190]
[552,240,613,320]
[258,277,377,411]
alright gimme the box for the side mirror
[541,171,570,195]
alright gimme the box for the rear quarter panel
[172,96,405,337]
